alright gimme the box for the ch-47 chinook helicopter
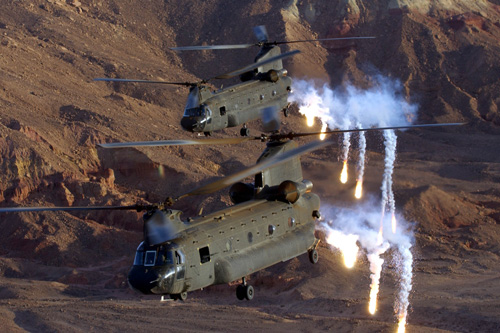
[0,123,462,301]
[95,26,374,136]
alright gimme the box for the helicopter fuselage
[128,188,319,296]
[180,72,292,134]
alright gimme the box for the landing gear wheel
[240,127,250,137]
[308,249,319,264]
[283,107,289,117]
[244,285,254,300]
[170,291,188,301]
[204,131,212,137]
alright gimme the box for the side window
[176,251,185,279]
[144,250,156,267]
[255,172,263,188]
[175,251,183,265]
[199,246,210,264]
[219,106,226,116]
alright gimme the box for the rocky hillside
[0,0,499,299]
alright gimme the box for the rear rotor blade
[99,137,258,149]
[176,139,330,200]
[170,44,255,51]
[273,36,376,45]
[94,78,194,87]
[277,123,466,139]
[213,49,300,80]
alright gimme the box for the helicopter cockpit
[181,104,212,132]
[128,241,186,295]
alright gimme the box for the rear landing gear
[308,248,319,264]
[283,103,290,117]
[240,125,250,137]
[236,277,254,300]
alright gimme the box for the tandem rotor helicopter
[95,26,374,136]
[0,123,462,301]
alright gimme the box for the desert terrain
[1,1,500,332]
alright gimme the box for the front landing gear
[240,124,250,137]
[170,291,188,301]
[236,277,254,300]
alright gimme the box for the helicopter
[95,26,374,137]
[0,123,463,301]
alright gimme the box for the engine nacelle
[277,179,313,203]
[229,182,254,204]
[263,69,287,82]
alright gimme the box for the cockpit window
[184,107,205,117]
[144,251,157,266]
[157,248,174,266]
[133,242,145,265]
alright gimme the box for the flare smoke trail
[395,242,413,333]
[380,130,398,234]
[355,122,367,199]
[289,77,417,130]
[320,201,414,330]
[290,76,417,331]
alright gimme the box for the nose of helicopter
[181,116,203,132]
[128,265,175,295]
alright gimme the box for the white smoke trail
[395,242,413,332]
[320,200,414,326]
[342,132,351,161]
[356,123,367,179]
[288,77,417,130]
[290,76,416,329]
[380,130,398,233]
[355,122,367,199]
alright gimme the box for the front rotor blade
[177,139,330,200]
[0,204,146,213]
[94,78,193,87]
[99,137,258,149]
[213,49,300,80]
[170,44,255,51]
[275,123,466,139]
[273,36,376,45]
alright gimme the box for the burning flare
[319,122,327,140]
[391,213,397,234]
[355,179,363,199]
[367,242,389,315]
[326,230,359,268]
[340,160,348,184]
[306,114,315,127]
[397,313,407,333]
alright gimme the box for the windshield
[133,242,175,267]
[184,107,205,117]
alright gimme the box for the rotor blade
[94,78,193,87]
[212,49,300,80]
[254,25,269,42]
[176,139,331,200]
[273,36,376,45]
[272,123,466,139]
[99,137,259,149]
[170,44,255,51]
[145,210,179,245]
[0,204,149,213]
